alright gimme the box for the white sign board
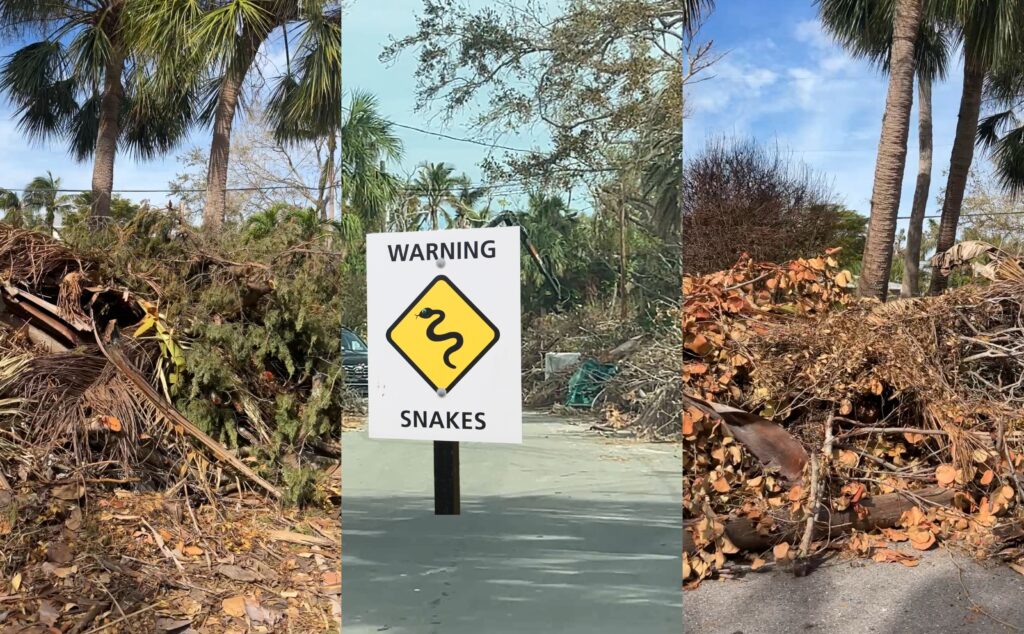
[366,226,522,443]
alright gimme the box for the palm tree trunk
[901,76,932,298]
[91,50,126,221]
[857,0,922,301]
[927,37,985,295]
[203,26,268,230]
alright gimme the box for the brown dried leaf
[772,542,790,561]
[222,595,246,618]
[935,464,957,487]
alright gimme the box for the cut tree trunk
[901,77,932,298]
[857,0,922,301]
[203,25,271,230]
[928,42,985,295]
[683,487,953,553]
[91,49,126,220]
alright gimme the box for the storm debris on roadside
[522,305,681,440]
[0,218,342,631]
[685,245,1024,586]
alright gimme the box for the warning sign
[366,226,522,444]
[386,275,499,393]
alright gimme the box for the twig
[797,414,833,576]
[948,547,1021,632]
[83,600,165,634]
[139,517,184,573]
[70,602,109,634]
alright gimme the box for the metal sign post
[433,440,460,515]
[366,226,522,516]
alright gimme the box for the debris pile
[0,218,343,630]
[0,218,343,501]
[684,247,1024,586]
[522,306,680,440]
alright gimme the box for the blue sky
[0,30,295,207]
[343,0,555,207]
[687,0,968,233]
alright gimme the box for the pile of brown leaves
[1,484,340,633]
[684,251,1024,586]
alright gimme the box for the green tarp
[565,360,618,407]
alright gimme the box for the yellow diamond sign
[386,275,500,393]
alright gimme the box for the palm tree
[266,4,340,220]
[453,181,489,228]
[0,1,189,220]
[134,0,340,230]
[0,189,24,227]
[974,66,1024,199]
[927,0,1024,294]
[22,172,72,235]
[818,0,923,299]
[819,0,950,297]
[516,193,577,303]
[244,204,284,240]
[341,91,402,233]
[409,162,466,231]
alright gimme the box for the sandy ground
[341,410,682,633]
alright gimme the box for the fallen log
[684,486,954,553]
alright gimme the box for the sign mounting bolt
[436,258,446,268]
[436,388,447,397]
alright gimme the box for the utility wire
[387,120,541,155]
[897,210,1024,220]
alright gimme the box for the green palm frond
[0,41,77,142]
[267,4,340,143]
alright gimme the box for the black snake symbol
[418,307,464,369]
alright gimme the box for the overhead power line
[387,121,541,155]
[897,210,1024,220]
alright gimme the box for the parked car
[342,328,368,395]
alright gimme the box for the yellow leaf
[980,469,994,486]
[750,557,766,570]
[133,315,156,337]
[183,546,203,557]
[11,572,20,592]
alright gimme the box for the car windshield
[343,330,367,352]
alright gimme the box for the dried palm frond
[0,224,88,285]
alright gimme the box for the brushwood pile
[685,247,1024,585]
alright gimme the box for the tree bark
[928,37,985,295]
[203,25,270,230]
[901,77,932,298]
[857,0,922,301]
[91,48,126,221]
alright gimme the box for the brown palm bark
[203,25,271,230]
[901,77,932,298]
[91,47,125,221]
[857,0,922,301]
[927,36,985,295]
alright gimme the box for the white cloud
[793,19,832,50]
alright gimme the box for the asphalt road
[686,547,1024,633]
[341,411,682,633]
